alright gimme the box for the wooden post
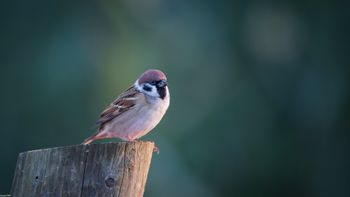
[10,141,154,197]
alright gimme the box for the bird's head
[135,69,168,99]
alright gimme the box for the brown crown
[138,69,167,84]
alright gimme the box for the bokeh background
[1,0,349,196]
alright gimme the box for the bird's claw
[153,146,160,155]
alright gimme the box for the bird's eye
[150,81,157,85]
[143,85,152,92]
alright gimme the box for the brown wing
[96,86,139,130]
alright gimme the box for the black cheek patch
[143,85,152,92]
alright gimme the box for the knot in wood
[34,176,39,183]
[105,176,116,188]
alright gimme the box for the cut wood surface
[10,141,154,197]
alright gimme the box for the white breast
[103,87,170,141]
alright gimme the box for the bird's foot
[153,145,160,155]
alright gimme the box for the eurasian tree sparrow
[82,69,170,145]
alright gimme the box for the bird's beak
[157,79,168,88]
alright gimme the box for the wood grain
[10,142,154,197]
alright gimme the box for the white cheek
[134,80,160,98]
[144,85,159,97]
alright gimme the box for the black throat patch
[157,86,167,99]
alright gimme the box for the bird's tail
[81,131,101,145]
[82,137,94,145]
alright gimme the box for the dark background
[1,0,349,196]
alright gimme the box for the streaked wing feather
[96,86,139,129]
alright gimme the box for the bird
[82,69,170,146]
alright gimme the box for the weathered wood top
[11,141,154,197]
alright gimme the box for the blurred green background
[1,0,349,196]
